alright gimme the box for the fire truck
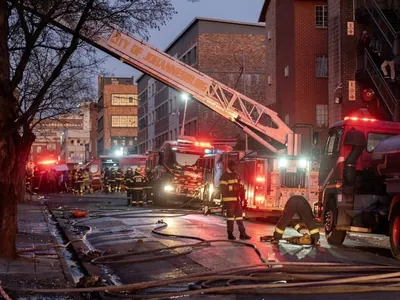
[146,136,228,203]
[315,113,400,259]
[85,155,146,191]
[25,6,400,258]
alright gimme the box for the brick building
[259,0,329,153]
[137,17,266,154]
[97,77,139,156]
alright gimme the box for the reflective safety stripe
[226,217,235,221]
[235,217,243,220]
[309,228,320,235]
[227,179,238,184]
[220,180,228,185]
[294,224,302,231]
[223,197,237,202]
[275,227,284,234]
[131,188,143,190]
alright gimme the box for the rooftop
[136,17,264,83]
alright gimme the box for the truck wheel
[324,200,346,245]
[390,206,400,260]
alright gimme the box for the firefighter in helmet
[144,167,154,205]
[109,168,116,193]
[124,168,134,206]
[115,168,123,193]
[263,195,320,246]
[74,169,84,195]
[219,160,251,240]
[131,167,145,206]
[103,167,111,193]
[82,168,92,194]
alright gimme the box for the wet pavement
[45,195,400,299]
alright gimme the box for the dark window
[367,133,396,152]
[324,128,342,155]
[97,116,104,132]
[315,5,328,28]
[316,55,328,77]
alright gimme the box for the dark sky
[102,0,264,80]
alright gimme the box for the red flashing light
[38,159,57,165]
[255,196,265,203]
[344,116,376,122]
[195,141,212,148]
[256,177,265,183]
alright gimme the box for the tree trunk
[0,130,32,260]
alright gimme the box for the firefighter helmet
[135,167,142,173]
[145,167,150,173]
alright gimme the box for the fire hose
[5,207,400,298]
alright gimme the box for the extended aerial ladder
[24,5,300,154]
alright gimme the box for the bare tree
[0,0,175,259]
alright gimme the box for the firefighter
[109,168,116,193]
[269,195,320,246]
[67,170,74,193]
[131,167,145,206]
[219,160,251,241]
[74,169,84,195]
[144,167,154,205]
[103,167,111,193]
[124,168,133,206]
[115,168,123,193]
[82,168,92,194]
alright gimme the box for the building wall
[196,32,266,139]
[264,0,277,108]
[97,77,138,155]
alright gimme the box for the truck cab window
[367,133,396,152]
[324,128,342,155]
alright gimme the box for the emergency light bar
[344,116,377,122]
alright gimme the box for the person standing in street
[115,168,123,193]
[381,41,396,82]
[109,168,116,193]
[144,167,154,205]
[131,167,145,207]
[103,167,111,193]
[124,168,133,206]
[219,160,251,240]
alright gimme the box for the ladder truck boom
[24,6,297,154]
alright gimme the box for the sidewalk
[0,202,77,299]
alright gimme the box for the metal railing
[363,49,398,118]
[364,0,398,47]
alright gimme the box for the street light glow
[181,92,190,101]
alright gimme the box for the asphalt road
[46,195,400,299]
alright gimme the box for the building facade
[97,77,139,156]
[259,0,329,153]
[137,18,266,154]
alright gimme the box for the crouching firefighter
[262,195,320,246]
[131,167,145,206]
[144,168,154,205]
[124,168,133,206]
[219,160,251,241]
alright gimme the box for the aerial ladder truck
[21,3,400,259]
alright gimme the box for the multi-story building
[97,77,139,156]
[259,0,329,153]
[137,17,266,154]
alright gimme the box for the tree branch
[16,0,96,127]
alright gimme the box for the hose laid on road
[9,205,400,298]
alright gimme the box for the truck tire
[324,199,347,245]
[390,205,400,260]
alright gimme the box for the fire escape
[356,0,400,121]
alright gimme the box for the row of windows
[111,136,137,148]
[111,94,138,106]
[179,45,197,66]
[111,116,138,128]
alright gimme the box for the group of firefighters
[102,167,155,206]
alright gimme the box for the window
[37,146,42,154]
[316,55,328,77]
[367,133,395,152]
[324,128,342,155]
[111,94,138,106]
[315,5,328,28]
[111,115,138,127]
[267,30,271,40]
[97,116,104,131]
[316,104,328,127]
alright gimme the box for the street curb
[41,206,82,300]
[45,203,109,298]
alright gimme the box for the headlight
[278,158,288,168]
[164,185,174,192]
[298,159,307,169]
